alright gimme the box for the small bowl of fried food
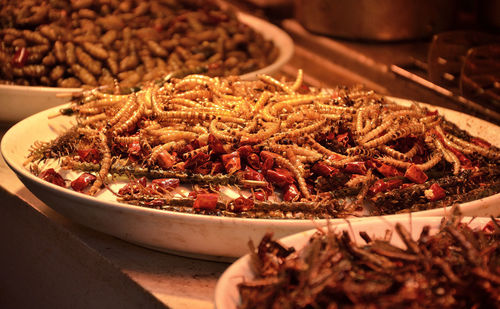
[215,215,500,309]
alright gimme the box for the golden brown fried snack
[0,0,279,89]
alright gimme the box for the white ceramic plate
[0,12,294,123]
[214,216,494,309]
[0,84,81,123]
[2,98,500,261]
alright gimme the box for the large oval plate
[214,216,493,309]
[2,98,500,260]
[0,12,293,123]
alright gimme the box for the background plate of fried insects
[2,98,500,260]
[0,11,293,123]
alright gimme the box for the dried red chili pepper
[376,163,402,177]
[425,183,446,201]
[312,162,338,177]
[221,151,241,174]
[181,143,195,155]
[127,141,141,156]
[157,150,176,169]
[369,178,403,195]
[137,176,147,187]
[188,190,198,199]
[184,152,210,170]
[253,190,267,201]
[78,148,100,164]
[208,134,226,154]
[194,161,212,175]
[12,47,29,68]
[119,183,137,196]
[260,150,277,163]
[266,168,294,188]
[260,157,274,172]
[344,161,367,175]
[244,166,266,182]
[71,172,96,192]
[230,196,254,212]
[193,193,219,210]
[283,184,300,201]
[336,132,350,147]
[246,153,261,170]
[238,145,261,169]
[369,179,388,195]
[404,164,428,184]
[386,179,403,190]
[39,168,66,187]
[365,160,378,170]
[237,145,253,158]
[210,161,224,174]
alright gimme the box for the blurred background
[232,0,500,124]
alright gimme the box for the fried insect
[238,216,500,308]
[25,72,500,219]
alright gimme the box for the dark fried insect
[238,216,500,308]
